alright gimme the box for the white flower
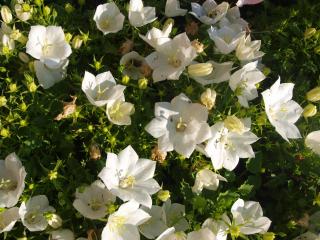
[102,200,151,240]
[93,2,125,35]
[190,0,229,25]
[202,218,228,240]
[120,51,148,80]
[19,195,55,232]
[191,60,233,85]
[81,71,125,107]
[0,207,20,233]
[128,0,157,27]
[106,97,135,126]
[237,0,264,7]
[15,1,33,22]
[156,227,187,240]
[98,145,160,208]
[145,93,211,158]
[165,0,187,17]
[294,232,320,240]
[208,25,245,54]
[34,59,69,89]
[0,23,15,55]
[192,169,227,194]
[26,25,72,68]
[51,229,75,240]
[146,33,197,82]
[139,23,172,50]
[305,131,320,156]
[0,152,26,208]
[220,6,248,32]
[236,35,264,62]
[140,200,189,238]
[262,77,303,141]
[229,61,265,107]
[47,213,62,229]
[187,228,216,240]
[199,117,259,171]
[73,180,116,220]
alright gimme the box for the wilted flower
[165,0,187,17]
[15,1,33,22]
[192,169,227,194]
[262,77,303,141]
[294,232,320,240]
[190,0,229,25]
[1,6,12,24]
[93,2,125,35]
[73,180,116,219]
[89,142,101,160]
[0,207,20,233]
[54,96,77,121]
[236,35,264,62]
[145,93,211,158]
[146,33,197,82]
[208,25,245,54]
[303,104,317,118]
[81,71,125,107]
[19,195,55,231]
[305,131,320,156]
[306,87,320,102]
[102,200,151,240]
[120,51,148,80]
[185,21,199,36]
[191,39,204,53]
[0,152,26,208]
[106,98,135,126]
[229,61,266,108]
[151,146,167,163]
[119,39,134,55]
[98,145,160,207]
[200,88,217,110]
[128,0,157,27]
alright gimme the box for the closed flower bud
[306,87,320,102]
[303,104,317,118]
[200,88,216,110]
[34,0,43,6]
[304,28,317,39]
[138,78,148,89]
[1,5,12,24]
[122,75,130,84]
[65,3,75,13]
[78,0,86,6]
[263,232,275,240]
[188,63,213,77]
[191,39,204,53]
[72,35,83,49]
[28,82,37,92]
[18,52,30,63]
[224,116,245,134]
[47,213,62,229]
[43,6,51,16]
[0,128,10,138]
[157,190,170,202]
[0,96,7,107]
[65,33,73,43]
[9,83,17,92]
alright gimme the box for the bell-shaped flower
[229,61,265,107]
[93,2,125,35]
[102,200,151,240]
[145,93,211,158]
[202,218,229,240]
[139,23,172,50]
[165,0,187,17]
[19,195,55,232]
[73,180,116,220]
[262,77,303,141]
[0,23,15,54]
[0,152,26,208]
[221,6,248,32]
[106,97,135,126]
[192,169,227,194]
[208,25,245,54]
[0,207,20,233]
[191,60,233,85]
[146,33,197,82]
[128,0,157,27]
[51,229,75,240]
[199,117,259,171]
[98,145,160,208]
[236,35,264,62]
[305,131,320,156]
[156,228,187,240]
[120,51,148,80]
[34,59,69,89]
[237,0,264,7]
[187,228,216,240]
[81,71,125,107]
[15,1,33,22]
[190,0,229,25]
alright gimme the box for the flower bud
[188,63,213,77]
[9,83,17,92]
[65,3,75,13]
[303,104,317,118]
[304,28,317,39]
[72,35,83,49]
[306,87,320,102]
[34,0,43,6]
[138,78,148,89]
[0,96,7,107]
[47,213,62,229]
[78,0,86,6]
[224,116,245,134]
[65,33,73,43]
[1,6,12,24]
[122,75,130,84]
[157,190,170,202]
[43,6,51,16]
[18,52,30,63]
[200,88,216,110]
[28,82,37,92]
[0,128,10,138]
[263,232,276,240]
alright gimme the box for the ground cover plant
[0,0,319,239]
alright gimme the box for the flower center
[119,175,135,188]
[42,40,53,56]
[25,210,41,225]
[175,117,187,132]
[100,19,110,29]
[109,215,126,232]
[168,55,182,68]
[89,199,103,211]
[0,178,17,191]
[230,224,241,238]
[207,8,221,18]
